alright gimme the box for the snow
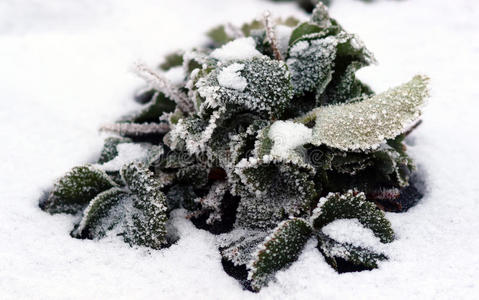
[1,0,479,299]
[275,24,293,57]
[98,143,148,172]
[217,63,247,91]
[211,37,263,62]
[164,66,186,86]
[321,219,385,252]
[269,120,312,158]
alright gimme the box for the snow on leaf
[269,120,312,160]
[310,75,430,151]
[311,190,394,243]
[196,57,293,118]
[248,218,312,291]
[217,63,247,91]
[210,37,263,62]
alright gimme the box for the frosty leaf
[218,229,268,267]
[310,75,430,151]
[40,165,116,214]
[97,136,133,164]
[176,164,209,188]
[121,162,169,249]
[248,218,312,291]
[286,36,337,97]
[311,190,394,243]
[234,159,316,229]
[196,57,293,118]
[317,232,387,271]
[71,187,130,239]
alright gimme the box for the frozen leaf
[311,190,394,243]
[218,229,268,267]
[40,165,116,214]
[71,188,130,239]
[317,232,387,271]
[248,218,312,291]
[310,75,430,151]
[121,163,169,249]
[197,57,293,118]
[234,159,316,229]
[287,36,337,96]
[97,136,133,164]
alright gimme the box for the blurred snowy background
[0,0,478,299]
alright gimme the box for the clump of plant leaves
[40,3,429,292]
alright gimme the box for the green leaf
[248,218,312,291]
[311,190,394,243]
[159,51,184,71]
[40,165,116,214]
[309,75,430,151]
[98,136,133,164]
[207,25,234,47]
[235,159,316,230]
[286,36,337,97]
[317,233,387,271]
[72,187,130,239]
[196,57,293,118]
[288,22,322,46]
[121,162,169,249]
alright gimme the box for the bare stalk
[263,11,283,61]
[133,62,194,113]
[100,122,170,137]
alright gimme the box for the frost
[321,218,384,252]
[98,143,149,172]
[287,36,337,96]
[311,190,394,243]
[40,165,116,214]
[196,57,293,118]
[248,218,312,291]
[210,37,263,62]
[269,120,312,159]
[163,66,185,86]
[217,63,247,91]
[275,25,293,59]
[310,75,430,150]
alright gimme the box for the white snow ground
[0,0,478,299]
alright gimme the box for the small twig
[100,122,170,137]
[404,119,423,136]
[263,11,283,61]
[133,62,194,113]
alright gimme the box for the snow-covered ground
[1,0,478,299]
